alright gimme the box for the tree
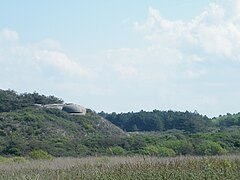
[195,140,227,155]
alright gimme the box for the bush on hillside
[29,150,53,160]
[108,146,126,155]
[195,140,227,155]
[142,145,176,157]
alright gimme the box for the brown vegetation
[0,155,239,179]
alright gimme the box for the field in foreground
[0,155,239,180]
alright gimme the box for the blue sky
[0,0,239,117]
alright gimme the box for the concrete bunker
[62,103,86,115]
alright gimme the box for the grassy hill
[1,89,240,157]
[0,89,126,157]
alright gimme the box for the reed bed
[0,155,239,179]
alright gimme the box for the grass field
[0,155,239,179]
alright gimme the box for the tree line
[99,110,212,133]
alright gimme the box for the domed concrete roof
[62,103,86,114]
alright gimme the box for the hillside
[0,89,240,157]
[0,89,126,157]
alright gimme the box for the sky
[1,0,240,117]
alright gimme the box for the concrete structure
[43,104,63,110]
[34,103,86,115]
[62,103,86,115]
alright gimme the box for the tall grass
[0,155,239,179]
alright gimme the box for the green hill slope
[1,89,240,157]
[0,90,126,157]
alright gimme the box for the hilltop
[0,89,126,157]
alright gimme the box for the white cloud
[34,50,87,76]
[39,39,62,50]
[134,1,240,61]
[113,64,138,78]
[104,45,200,83]
[0,28,19,41]
[185,69,205,79]
[226,0,240,19]
[0,28,101,104]
[0,32,93,78]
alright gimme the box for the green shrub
[143,145,176,157]
[163,140,194,155]
[157,147,176,157]
[195,140,227,155]
[29,150,53,160]
[7,147,21,156]
[143,145,159,156]
[108,146,126,155]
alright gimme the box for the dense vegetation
[99,110,211,133]
[0,156,239,179]
[0,89,63,113]
[213,113,240,127]
[0,89,240,158]
[99,111,240,155]
[0,89,126,157]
